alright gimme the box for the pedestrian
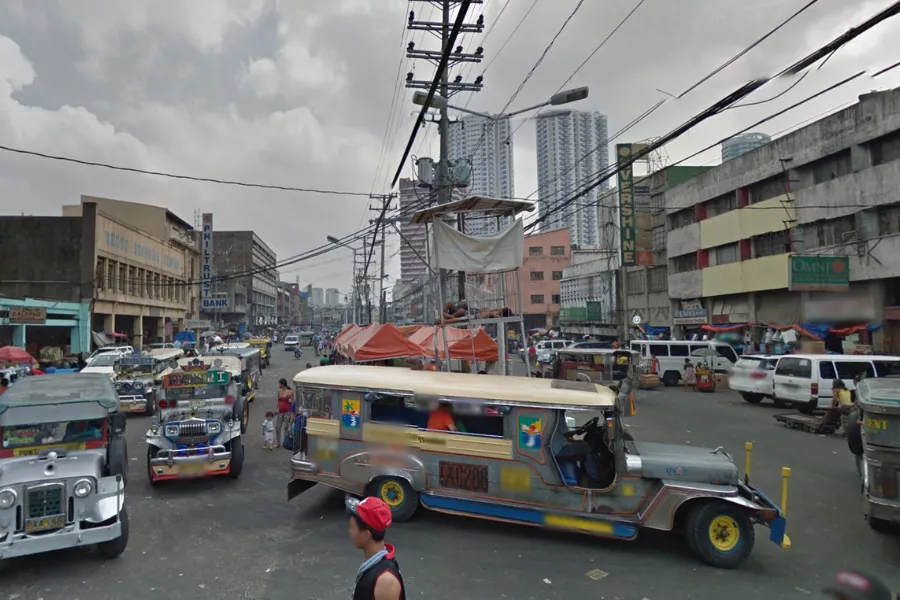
[823,569,893,600]
[275,378,293,447]
[346,496,406,600]
[262,411,276,450]
[683,358,696,390]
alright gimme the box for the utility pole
[369,193,396,324]
[407,0,483,308]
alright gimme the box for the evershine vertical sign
[617,144,636,266]
[201,213,214,301]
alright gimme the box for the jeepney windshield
[162,369,233,401]
[117,364,154,376]
[88,354,119,368]
[2,419,105,449]
[165,384,230,401]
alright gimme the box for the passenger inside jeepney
[427,402,457,431]
[366,393,504,436]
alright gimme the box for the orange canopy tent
[335,324,360,346]
[410,326,499,362]
[397,324,423,337]
[344,323,423,362]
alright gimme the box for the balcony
[701,254,790,297]
[700,196,794,249]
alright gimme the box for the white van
[630,340,739,387]
[772,354,900,410]
[535,339,572,363]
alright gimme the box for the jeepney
[214,346,261,402]
[247,338,271,369]
[548,348,659,392]
[113,354,173,416]
[856,378,900,531]
[0,374,128,562]
[145,358,247,485]
[287,365,789,569]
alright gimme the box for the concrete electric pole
[406,0,484,306]
[369,193,396,324]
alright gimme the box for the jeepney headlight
[0,488,16,509]
[207,421,222,434]
[134,381,144,391]
[164,424,179,437]
[73,479,93,498]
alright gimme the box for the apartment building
[521,228,570,329]
[665,88,900,351]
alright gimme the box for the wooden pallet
[773,410,840,434]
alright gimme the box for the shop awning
[343,324,423,362]
[411,326,499,362]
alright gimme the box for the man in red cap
[346,496,406,600]
[824,570,894,600]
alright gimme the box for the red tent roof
[411,326,498,362]
[344,324,423,362]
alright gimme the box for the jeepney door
[505,406,560,492]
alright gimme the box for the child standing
[263,411,276,450]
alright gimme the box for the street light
[412,86,589,119]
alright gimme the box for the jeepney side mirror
[153,379,163,386]
[111,412,127,435]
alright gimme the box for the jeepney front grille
[26,483,65,520]
[177,422,207,437]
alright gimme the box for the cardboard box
[715,373,729,390]
[799,341,826,354]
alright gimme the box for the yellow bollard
[744,442,753,483]
[780,466,792,549]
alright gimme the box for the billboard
[788,256,849,292]
[616,144,654,267]
[201,214,214,301]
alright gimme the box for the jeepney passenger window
[297,386,331,418]
[450,403,505,437]
[368,393,422,428]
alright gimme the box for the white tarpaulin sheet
[431,218,524,273]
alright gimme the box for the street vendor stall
[342,323,422,363]
[410,326,498,362]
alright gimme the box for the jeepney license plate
[178,462,206,477]
[25,514,65,533]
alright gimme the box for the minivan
[772,354,900,411]
[630,340,739,387]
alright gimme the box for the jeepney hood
[0,449,106,487]
[630,441,738,486]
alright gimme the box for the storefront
[0,298,91,356]
[672,299,708,339]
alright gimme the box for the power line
[0,144,372,197]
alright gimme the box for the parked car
[283,335,300,351]
[771,354,900,411]
[535,340,572,364]
[729,356,781,405]
[81,353,122,379]
[567,341,610,350]
[89,346,134,361]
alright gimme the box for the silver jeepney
[114,355,160,415]
[0,374,128,563]
[145,357,247,484]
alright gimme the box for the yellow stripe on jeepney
[307,418,340,438]
[363,422,513,460]
[14,442,85,457]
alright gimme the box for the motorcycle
[294,346,303,360]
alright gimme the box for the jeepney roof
[293,365,615,409]
[177,355,242,376]
[217,342,250,349]
[0,373,118,423]
[214,346,259,359]
[149,348,185,361]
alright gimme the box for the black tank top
[353,555,405,600]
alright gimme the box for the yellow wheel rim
[708,515,740,552]
[379,481,405,508]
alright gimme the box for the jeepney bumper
[740,481,789,548]
[148,445,232,480]
[864,491,900,524]
[119,393,151,413]
[0,477,124,559]
[287,454,319,501]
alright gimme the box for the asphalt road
[2,348,899,600]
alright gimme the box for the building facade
[448,116,515,237]
[210,231,277,330]
[325,288,340,306]
[520,228,570,329]
[559,249,619,339]
[665,88,900,351]
[536,109,609,248]
[721,132,772,163]
[398,178,429,281]
[309,287,324,306]
[0,297,92,356]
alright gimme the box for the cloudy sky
[0,0,898,299]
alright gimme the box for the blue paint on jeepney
[769,517,787,545]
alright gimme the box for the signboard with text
[617,144,653,267]
[8,306,46,325]
[788,256,849,292]
[96,215,184,276]
[201,214,214,301]
[673,308,709,325]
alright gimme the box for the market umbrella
[0,346,37,364]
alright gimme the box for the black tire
[741,393,763,404]
[147,445,161,486]
[228,438,244,479]
[145,393,155,417]
[662,371,680,387]
[107,435,128,488]
[96,506,129,559]
[233,396,248,434]
[684,502,755,569]
[368,476,418,522]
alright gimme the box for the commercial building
[0,297,92,356]
[309,287,324,306]
[721,132,772,163]
[325,288,340,306]
[0,197,197,349]
[520,228,570,329]
[665,87,900,351]
[398,178,429,281]
[210,231,277,329]
[448,116,515,236]
[559,248,618,339]
[536,109,609,248]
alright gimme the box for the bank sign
[788,255,850,292]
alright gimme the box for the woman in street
[275,378,293,448]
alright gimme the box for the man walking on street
[347,497,405,600]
